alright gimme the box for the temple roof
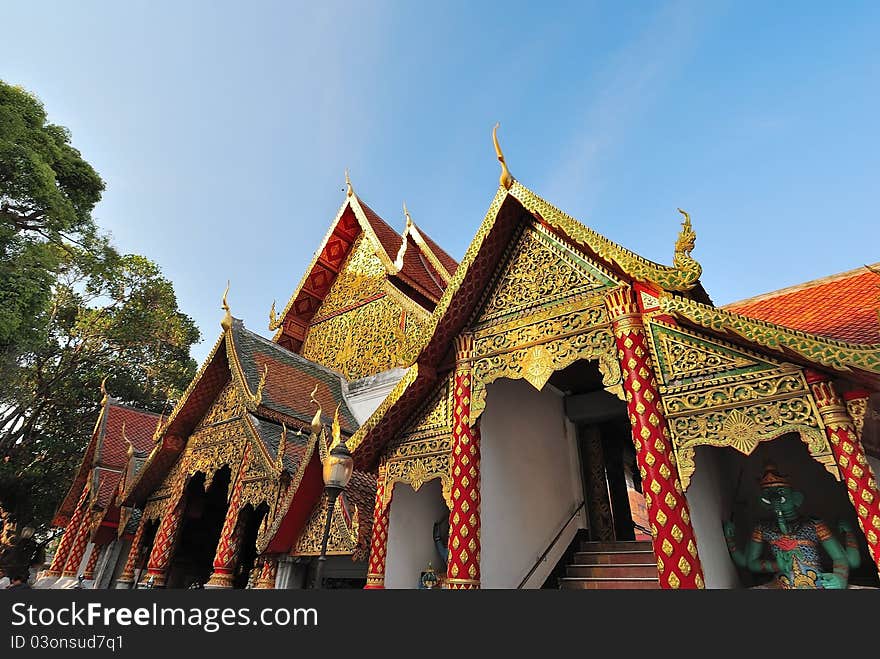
[52,398,161,527]
[272,187,457,352]
[122,316,356,507]
[348,180,880,469]
[724,264,880,345]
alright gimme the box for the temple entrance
[385,479,448,589]
[166,467,231,589]
[549,361,647,543]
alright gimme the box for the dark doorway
[166,467,231,588]
[232,503,268,589]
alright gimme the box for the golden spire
[276,422,288,472]
[330,403,342,451]
[122,421,134,459]
[100,376,109,404]
[309,384,322,436]
[268,299,281,331]
[221,280,232,331]
[675,208,696,256]
[492,122,514,190]
[403,201,413,228]
[345,169,354,197]
[394,202,412,271]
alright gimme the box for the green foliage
[0,81,200,532]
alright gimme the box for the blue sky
[5,1,879,362]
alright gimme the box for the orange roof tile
[724,265,880,345]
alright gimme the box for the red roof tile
[725,265,880,345]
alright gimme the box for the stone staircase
[558,539,659,589]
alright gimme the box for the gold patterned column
[116,514,147,588]
[808,373,880,574]
[445,334,481,589]
[144,491,186,587]
[82,543,103,580]
[45,487,90,578]
[605,287,704,589]
[255,555,279,589]
[365,464,391,589]
[61,511,98,578]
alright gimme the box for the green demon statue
[723,463,858,589]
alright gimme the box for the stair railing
[516,500,585,589]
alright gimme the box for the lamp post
[314,439,354,588]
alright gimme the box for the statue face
[759,485,803,518]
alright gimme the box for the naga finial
[122,421,134,458]
[403,202,413,227]
[100,376,109,403]
[221,280,232,331]
[492,122,514,190]
[675,208,696,256]
[253,363,268,406]
[345,169,354,197]
[309,384,322,436]
[276,422,288,472]
[269,299,281,331]
[330,403,342,451]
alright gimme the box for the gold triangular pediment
[475,223,618,326]
[650,323,781,386]
[400,378,450,439]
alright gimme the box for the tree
[0,81,200,531]
[0,247,200,531]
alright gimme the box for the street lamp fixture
[315,439,353,588]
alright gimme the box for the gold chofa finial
[100,376,109,403]
[492,122,514,190]
[403,202,413,227]
[675,209,696,256]
[221,280,232,331]
[269,299,281,331]
[276,422,288,473]
[309,384,322,436]
[330,403,342,450]
[345,169,354,197]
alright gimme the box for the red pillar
[807,373,880,574]
[117,515,147,587]
[61,511,97,578]
[144,492,186,587]
[255,556,279,589]
[207,446,251,588]
[605,287,705,589]
[365,464,390,589]
[82,543,103,580]
[445,334,481,589]
[45,487,91,577]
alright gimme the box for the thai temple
[36,130,880,590]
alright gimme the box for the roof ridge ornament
[100,376,109,405]
[345,169,354,197]
[122,421,134,459]
[675,209,696,258]
[276,422,288,473]
[221,280,233,331]
[394,202,412,270]
[268,299,281,331]
[492,122,514,190]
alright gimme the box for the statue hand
[817,572,846,590]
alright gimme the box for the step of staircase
[580,540,653,553]
[565,563,658,579]
[574,550,656,565]
[559,539,659,589]
[559,577,660,590]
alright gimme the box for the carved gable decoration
[647,322,780,387]
[293,495,361,558]
[474,222,618,328]
[197,383,243,429]
[301,234,432,379]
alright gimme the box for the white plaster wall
[480,378,583,588]
[685,446,741,589]
[344,368,407,425]
[385,479,447,589]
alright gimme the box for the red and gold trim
[144,491,186,587]
[45,486,91,578]
[605,287,705,589]
[255,555,279,589]
[807,373,880,574]
[61,511,98,578]
[365,464,390,589]
[445,334,481,589]
[206,445,252,588]
[117,514,147,586]
[82,544,103,580]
